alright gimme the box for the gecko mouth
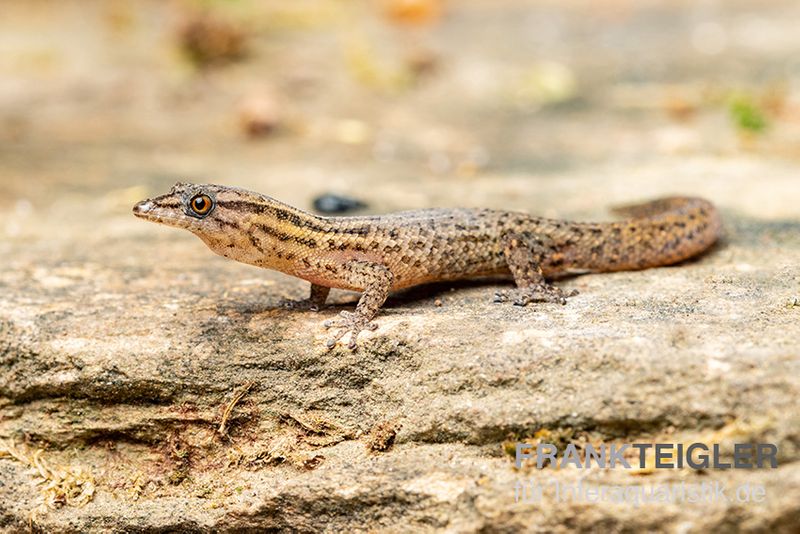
[132,199,186,227]
[132,200,165,222]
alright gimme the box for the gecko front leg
[281,283,330,311]
[494,232,578,306]
[323,260,393,350]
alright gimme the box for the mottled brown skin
[133,183,722,349]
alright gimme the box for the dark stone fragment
[313,194,368,214]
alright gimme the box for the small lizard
[133,183,721,349]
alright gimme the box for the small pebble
[313,194,368,214]
[239,95,281,138]
[177,13,247,67]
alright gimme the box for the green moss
[728,94,769,134]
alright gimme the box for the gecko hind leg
[281,283,330,312]
[322,260,393,350]
[494,233,578,306]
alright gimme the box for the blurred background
[1,0,799,243]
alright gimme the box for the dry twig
[218,381,256,436]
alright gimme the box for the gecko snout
[132,200,153,217]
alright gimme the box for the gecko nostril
[133,200,153,215]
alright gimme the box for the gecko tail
[572,195,723,273]
[609,196,699,219]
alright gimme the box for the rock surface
[1,1,799,532]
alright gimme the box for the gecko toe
[324,326,350,350]
[321,312,377,350]
[499,285,576,306]
[281,298,323,312]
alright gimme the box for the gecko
[133,183,721,349]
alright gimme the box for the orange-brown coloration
[134,183,721,349]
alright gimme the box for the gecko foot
[494,285,578,306]
[280,298,322,312]
[323,311,379,350]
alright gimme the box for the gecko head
[134,181,296,261]
[134,182,215,227]
[133,182,239,242]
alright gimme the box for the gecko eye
[189,194,214,217]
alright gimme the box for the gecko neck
[200,192,333,273]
